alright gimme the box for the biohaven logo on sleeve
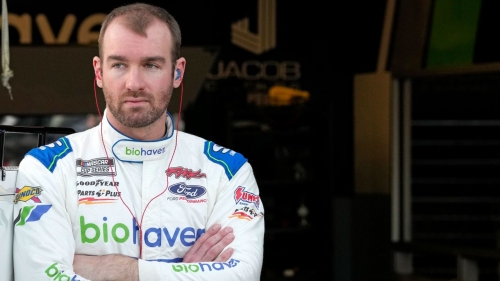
[172,259,240,273]
[45,263,81,281]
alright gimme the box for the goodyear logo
[14,186,43,204]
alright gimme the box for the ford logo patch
[168,182,207,199]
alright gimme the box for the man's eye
[112,63,124,68]
[145,63,158,69]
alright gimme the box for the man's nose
[125,68,146,91]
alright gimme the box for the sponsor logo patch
[14,186,43,204]
[76,157,116,177]
[172,259,240,273]
[229,206,264,221]
[168,182,206,199]
[80,217,205,247]
[234,186,260,209]
[45,263,81,281]
[125,146,166,157]
[77,181,121,205]
[166,166,207,180]
[167,182,207,203]
[14,205,52,226]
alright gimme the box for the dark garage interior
[4,0,500,280]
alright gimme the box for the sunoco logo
[14,186,43,203]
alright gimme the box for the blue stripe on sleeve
[26,137,73,173]
[203,141,247,180]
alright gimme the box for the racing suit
[12,110,264,281]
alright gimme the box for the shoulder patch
[203,141,247,180]
[26,137,73,173]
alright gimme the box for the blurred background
[4,0,500,280]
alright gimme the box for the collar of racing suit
[100,109,176,163]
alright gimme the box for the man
[12,3,264,280]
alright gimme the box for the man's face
[99,19,175,128]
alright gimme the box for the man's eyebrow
[106,55,166,64]
[107,55,127,62]
[143,56,166,63]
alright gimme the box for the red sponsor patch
[229,211,253,221]
[234,186,260,208]
[166,166,207,180]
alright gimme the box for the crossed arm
[73,224,235,281]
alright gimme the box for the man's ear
[173,57,186,88]
[93,56,103,88]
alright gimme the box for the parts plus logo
[172,259,240,273]
[14,205,52,226]
[14,186,43,204]
[76,157,116,177]
[77,180,121,205]
[77,188,120,205]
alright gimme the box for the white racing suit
[12,111,264,281]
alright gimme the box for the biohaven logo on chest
[113,139,168,162]
[125,146,166,156]
[80,217,205,247]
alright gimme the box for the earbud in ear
[175,69,181,80]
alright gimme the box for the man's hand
[183,224,235,263]
[74,254,138,281]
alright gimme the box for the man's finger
[184,224,221,260]
[214,247,234,262]
[201,230,235,261]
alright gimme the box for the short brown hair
[98,2,182,67]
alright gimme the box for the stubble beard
[103,83,173,128]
